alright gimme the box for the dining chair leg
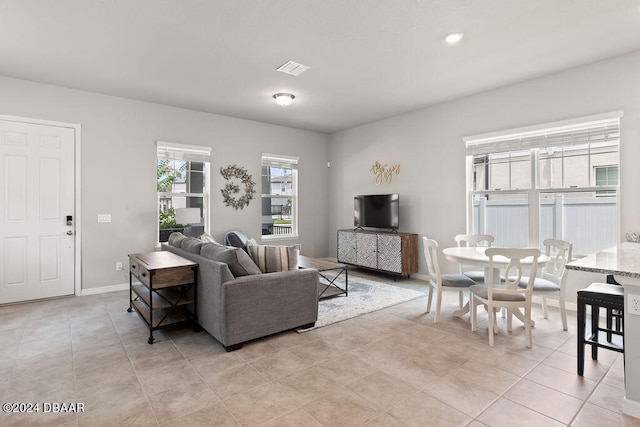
[542,297,549,319]
[458,291,464,309]
[488,306,495,347]
[560,296,568,331]
[506,308,513,332]
[426,285,434,314]
[470,295,477,331]
[525,304,532,348]
[434,291,443,323]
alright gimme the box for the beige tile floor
[0,271,638,426]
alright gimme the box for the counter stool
[577,282,624,376]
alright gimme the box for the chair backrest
[455,234,494,274]
[542,238,572,283]
[224,230,249,250]
[455,234,494,247]
[486,247,541,297]
[422,237,442,283]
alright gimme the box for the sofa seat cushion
[246,241,301,273]
[201,243,262,277]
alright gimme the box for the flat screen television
[354,194,399,230]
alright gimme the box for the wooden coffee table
[298,255,349,299]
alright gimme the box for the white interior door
[0,119,75,304]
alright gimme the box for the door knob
[67,230,74,235]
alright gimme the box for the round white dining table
[442,246,550,274]
[441,246,550,323]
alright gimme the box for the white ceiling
[1,1,639,134]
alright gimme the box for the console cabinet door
[337,230,357,264]
[377,234,403,273]
[356,233,377,269]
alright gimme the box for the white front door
[0,119,76,304]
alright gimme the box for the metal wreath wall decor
[220,164,256,210]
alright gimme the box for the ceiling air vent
[276,60,310,76]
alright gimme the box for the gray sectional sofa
[161,233,319,351]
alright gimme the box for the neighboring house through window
[261,153,298,238]
[465,113,621,256]
[157,141,211,242]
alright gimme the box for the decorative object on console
[220,164,256,210]
[174,208,201,236]
[370,160,400,185]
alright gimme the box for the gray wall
[0,76,330,290]
[328,49,640,300]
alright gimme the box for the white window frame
[157,141,211,243]
[261,153,298,240]
[464,112,621,254]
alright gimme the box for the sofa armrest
[221,269,319,345]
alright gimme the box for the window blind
[465,114,621,156]
[157,141,211,163]
[262,153,299,170]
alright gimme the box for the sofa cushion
[200,233,222,245]
[201,243,262,277]
[181,237,203,254]
[246,241,301,273]
[168,232,186,247]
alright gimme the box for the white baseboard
[81,283,129,296]
[623,397,640,419]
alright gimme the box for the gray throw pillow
[201,243,261,277]
[181,237,203,254]
[200,233,222,245]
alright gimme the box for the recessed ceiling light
[273,93,295,106]
[444,32,464,45]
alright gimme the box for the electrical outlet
[628,293,640,316]
[116,262,123,271]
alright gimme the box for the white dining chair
[470,247,541,347]
[422,237,476,323]
[454,233,495,283]
[511,239,572,331]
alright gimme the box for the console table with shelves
[127,251,199,344]
[337,229,418,277]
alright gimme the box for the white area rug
[297,276,427,332]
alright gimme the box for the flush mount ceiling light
[273,93,295,106]
[444,32,464,45]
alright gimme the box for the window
[157,142,211,242]
[261,153,298,239]
[466,113,620,256]
[595,166,619,186]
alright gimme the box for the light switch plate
[97,214,111,223]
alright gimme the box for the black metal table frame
[317,265,349,299]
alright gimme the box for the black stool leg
[591,305,599,360]
[577,297,586,376]
[606,307,613,342]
